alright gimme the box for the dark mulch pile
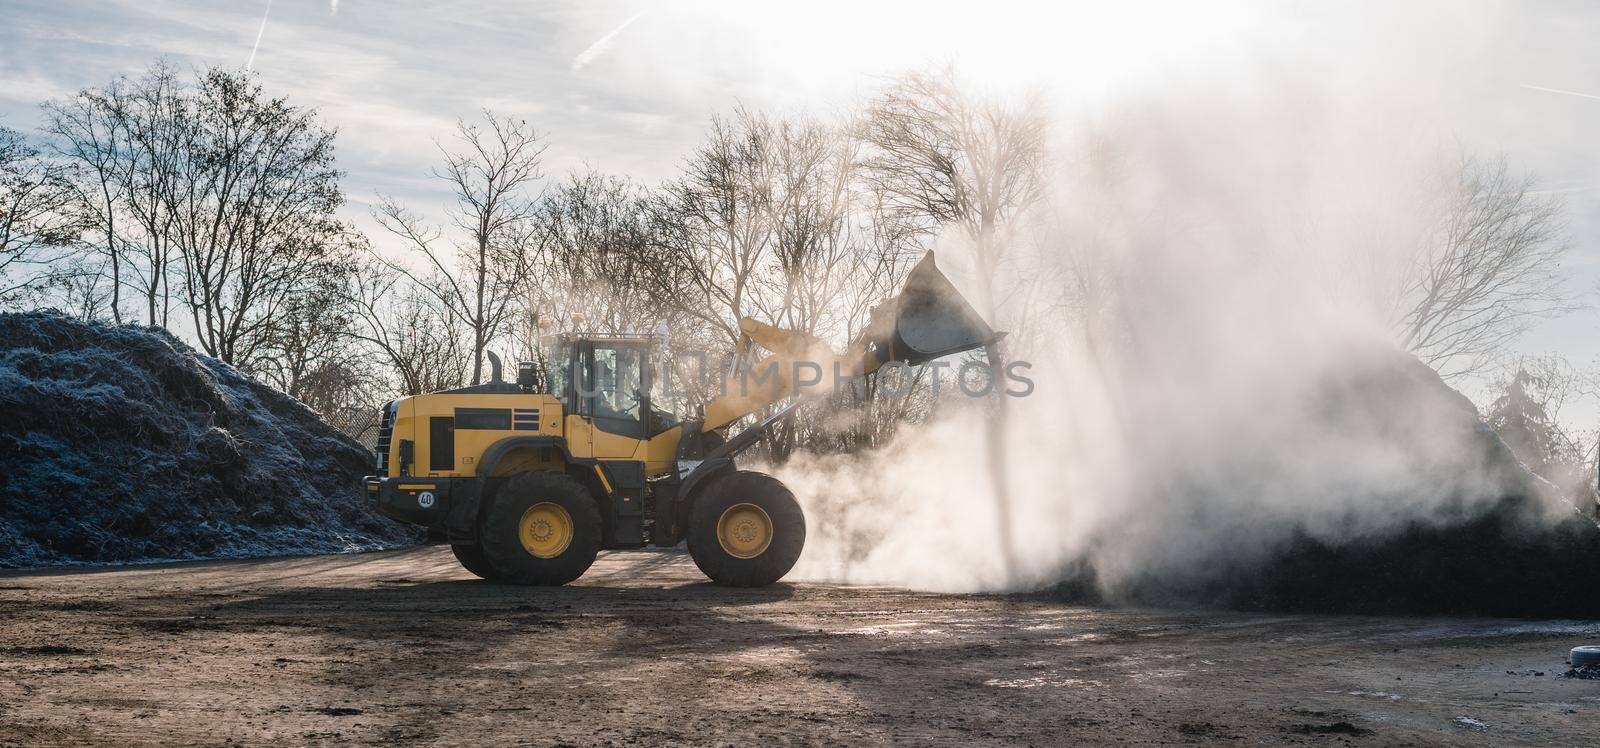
[0,311,419,567]
[1050,345,1600,618]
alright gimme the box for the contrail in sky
[1520,83,1600,101]
[246,0,273,70]
[572,11,644,73]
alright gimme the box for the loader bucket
[883,252,1002,365]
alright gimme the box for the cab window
[545,340,572,404]
[649,354,683,436]
[585,343,644,438]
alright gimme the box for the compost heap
[0,311,418,567]
[1051,344,1600,617]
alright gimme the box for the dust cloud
[778,8,1591,602]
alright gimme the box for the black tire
[687,470,805,587]
[450,543,499,580]
[481,470,602,586]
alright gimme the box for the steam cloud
[778,61,1580,599]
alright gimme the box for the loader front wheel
[688,471,805,587]
[450,542,499,580]
[482,470,601,586]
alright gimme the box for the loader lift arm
[699,251,1001,442]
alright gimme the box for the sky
[1,0,1597,426]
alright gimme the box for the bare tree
[374,111,544,385]
[860,65,1048,575]
[505,168,693,393]
[1392,155,1572,379]
[165,69,347,369]
[52,258,117,320]
[0,124,80,306]
[116,66,186,329]
[43,76,130,321]
[42,62,350,361]
[528,169,671,335]
[253,248,376,415]
[647,108,781,347]
[648,109,876,342]
[347,263,471,396]
[647,107,924,458]
[645,109,826,438]
[861,67,1047,314]
[42,63,188,325]
[1486,354,1597,509]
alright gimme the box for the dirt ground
[1,547,1598,746]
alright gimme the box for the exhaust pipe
[485,350,505,383]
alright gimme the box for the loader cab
[547,334,680,439]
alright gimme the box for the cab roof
[546,333,659,346]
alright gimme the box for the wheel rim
[716,502,773,559]
[518,502,573,558]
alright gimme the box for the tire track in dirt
[2,547,1598,745]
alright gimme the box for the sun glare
[641,0,1266,106]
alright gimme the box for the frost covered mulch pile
[0,311,419,568]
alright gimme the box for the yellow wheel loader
[365,253,998,586]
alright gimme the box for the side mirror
[398,439,414,475]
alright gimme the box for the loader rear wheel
[482,470,601,586]
[450,543,499,580]
[688,471,805,587]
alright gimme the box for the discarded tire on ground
[687,470,805,587]
[1572,646,1600,668]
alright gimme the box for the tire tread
[481,470,602,586]
[687,470,805,587]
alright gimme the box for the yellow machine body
[381,393,683,479]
